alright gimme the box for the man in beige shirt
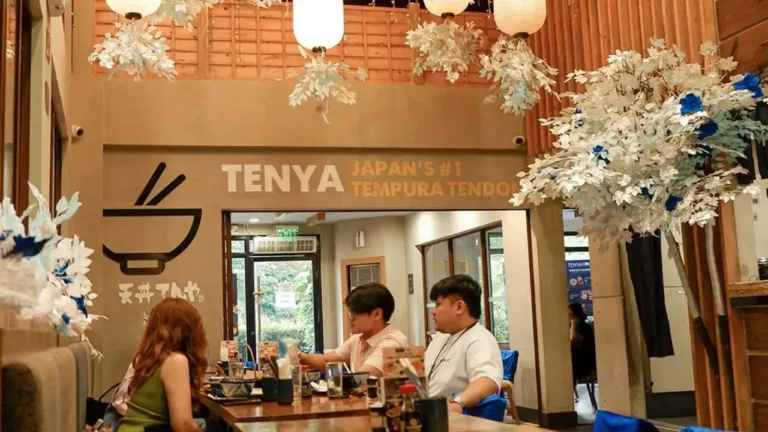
[300,283,408,377]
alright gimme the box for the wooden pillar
[588,240,647,417]
[529,202,577,429]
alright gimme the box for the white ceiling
[231,211,412,225]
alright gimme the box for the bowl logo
[103,162,202,276]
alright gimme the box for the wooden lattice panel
[92,2,499,86]
[207,4,414,81]
[94,0,201,78]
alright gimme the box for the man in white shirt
[300,283,408,377]
[425,275,503,413]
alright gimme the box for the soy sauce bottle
[399,384,422,432]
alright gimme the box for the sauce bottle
[399,384,422,432]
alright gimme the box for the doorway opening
[230,234,324,355]
[222,209,546,426]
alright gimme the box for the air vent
[349,263,381,288]
[250,236,317,254]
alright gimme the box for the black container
[417,397,449,432]
[759,257,768,281]
[261,376,277,402]
[367,377,379,399]
[276,379,294,405]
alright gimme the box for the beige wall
[647,236,695,394]
[333,216,408,345]
[101,80,525,150]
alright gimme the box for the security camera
[514,135,526,147]
[71,125,84,138]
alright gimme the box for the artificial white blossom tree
[0,184,103,357]
[512,39,768,376]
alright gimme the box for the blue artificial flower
[592,145,610,164]
[70,295,88,317]
[61,313,71,325]
[734,72,763,98]
[680,93,703,115]
[641,187,654,199]
[0,236,50,258]
[665,195,684,212]
[697,119,718,140]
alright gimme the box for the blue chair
[499,349,521,425]
[593,410,659,432]
[462,394,507,422]
[681,428,731,432]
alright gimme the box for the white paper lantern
[424,0,470,18]
[293,0,345,52]
[105,0,161,19]
[494,0,547,37]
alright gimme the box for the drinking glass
[326,361,344,398]
[229,361,245,379]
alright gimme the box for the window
[486,227,508,343]
[423,241,450,333]
[420,223,510,343]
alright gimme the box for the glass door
[252,258,318,353]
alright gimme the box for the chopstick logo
[103,162,202,276]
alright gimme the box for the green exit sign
[275,226,299,238]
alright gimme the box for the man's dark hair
[345,283,395,322]
[429,275,482,319]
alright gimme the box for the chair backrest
[462,394,507,422]
[594,410,660,432]
[500,349,519,383]
[681,428,731,432]
[2,344,87,432]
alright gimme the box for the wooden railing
[92,1,501,85]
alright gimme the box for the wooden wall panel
[717,0,768,41]
[92,2,499,86]
[525,0,716,156]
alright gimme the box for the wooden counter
[201,395,369,425]
[233,413,546,432]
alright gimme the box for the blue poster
[565,260,593,317]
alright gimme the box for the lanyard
[427,322,477,381]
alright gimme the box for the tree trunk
[704,222,736,425]
[664,231,720,377]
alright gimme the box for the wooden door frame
[340,256,386,341]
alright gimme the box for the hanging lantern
[494,0,546,38]
[424,0,471,19]
[105,0,161,20]
[293,0,345,53]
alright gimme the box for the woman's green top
[117,366,169,432]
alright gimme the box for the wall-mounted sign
[275,282,296,309]
[276,226,299,238]
[118,281,204,305]
[221,160,517,199]
[565,260,592,317]
[103,162,202,276]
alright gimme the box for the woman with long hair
[118,298,208,432]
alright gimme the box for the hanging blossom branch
[88,20,177,81]
[242,0,281,7]
[479,35,558,115]
[406,20,484,84]
[286,46,368,124]
[150,0,221,31]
